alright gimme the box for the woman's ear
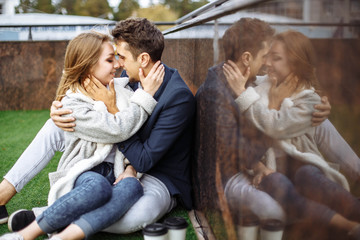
[137,52,151,68]
[241,51,252,67]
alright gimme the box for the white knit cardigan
[236,76,349,191]
[48,77,156,205]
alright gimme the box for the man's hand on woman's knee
[50,101,76,132]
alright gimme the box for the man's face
[249,41,270,79]
[116,41,141,82]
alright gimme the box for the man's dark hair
[111,17,164,62]
[222,18,275,62]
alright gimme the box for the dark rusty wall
[312,39,360,106]
[164,38,360,155]
[164,38,360,106]
[0,39,213,110]
[0,41,67,110]
[162,39,215,95]
[191,38,360,239]
[0,39,359,110]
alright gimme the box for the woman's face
[266,40,292,84]
[91,41,120,86]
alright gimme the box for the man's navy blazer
[118,64,195,210]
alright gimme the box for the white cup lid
[143,223,168,236]
[164,217,188,229]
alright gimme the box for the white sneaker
[0,233,24,240]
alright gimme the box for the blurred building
[0,0,15,15]
[248,0,360,37]
[164,0,360,39]
[0,0,114,41]
[249,0,360,23]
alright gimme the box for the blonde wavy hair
[55,31,111,101]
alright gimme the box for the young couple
[0,17,195,240]
[196,18,360,239]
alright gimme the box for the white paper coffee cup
[163,217,188,240]
[260,219,284,240]
[238,225,259,240]
[237,215,259,240]
[143,223,169,240]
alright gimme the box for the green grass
[0,110,197,240]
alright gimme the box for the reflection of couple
[196,18,360,239]
[0,18,195,240]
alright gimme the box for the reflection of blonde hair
[274,30,322,93]
[55,31,111,101]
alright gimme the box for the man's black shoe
[8,209,35,232]
[0,205,9,224]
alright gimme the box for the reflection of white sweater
[236,76,349,191]
[48,78,157,205]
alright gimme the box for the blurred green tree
[34,0,55,13]
[57,0,112,18]
[162,0,209,17]
[133,4,178,30]
[135,4,178,21]
[15,0,209,20]
[83,0,112,18]
[15,0,54,13]
[56,0,77,15]
[114,0,140,21]
[15,0,33,13]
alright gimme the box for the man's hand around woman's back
[50,101,75,132]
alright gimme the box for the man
[193,17,358,239]
[194,18,285,238]
[1,18,195,234]
[195,17,360,239]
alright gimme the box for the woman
[223,30,360,238]
[0,31,164,240]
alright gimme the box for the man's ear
[137,52,151,68]
[241,51,252,67]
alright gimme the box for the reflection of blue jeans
[37,162,144,238]
[260,170,335,227]
[224,173,285,223]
